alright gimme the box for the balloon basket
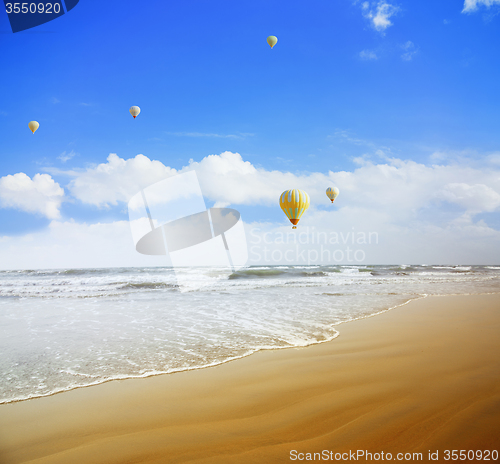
[292,226,297,229]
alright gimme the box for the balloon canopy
[326,187,339,203]
[129,106,141,119]
[267,36,278,49]
[279,189,310,229]
[28,121,39,134]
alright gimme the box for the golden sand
[0,294,499,463]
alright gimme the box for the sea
[1,264,499,404]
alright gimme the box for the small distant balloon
[28,121,39,134]
[267,35,278,49]
[129,106,141,119]
[326,187,339,203]
[279,189,310,229]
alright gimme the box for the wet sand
[0,294,499,463]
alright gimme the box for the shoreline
[7,290,500,406]
[0,293,430,406]
[1,293,499,463]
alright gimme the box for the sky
[1,0,500,268]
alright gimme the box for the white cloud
[68,153,177,207]
[487,152,500,165]
[2,151,500,267]
[183,152,500,230]
[62,151,500,222]
[401,41,417,61]
[66,151,296,209]
[435,183,500,213]
[0,173,64,219]
[359,49,378,60]
[184,152,278,206]
[0,220,168,270]
[462,0,500,12]
[361,1,399,32]
[430,149,500,168]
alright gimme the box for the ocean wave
[229,269,286,279]
[432,266,472,271]
[0,265,499,298]
[118,282,178,290]
[298,271,328,277]
[1,266,500,405]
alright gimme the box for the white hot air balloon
[129,106,141,119]
[28,121,39,134]
[267,35,278,49]
[326,187,339,203]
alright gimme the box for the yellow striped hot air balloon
[326,187,339,203]
[279,189,310,229]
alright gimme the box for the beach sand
[0,294,499,463]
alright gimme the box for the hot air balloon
[326,187,339,203]
[267,36,278,49]
[28,121,39,134]
[129,106,141,119]
[279,189,310,229]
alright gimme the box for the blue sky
[1,0,500,267]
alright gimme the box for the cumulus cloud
[68,153,177,207]
[0,173,64,219]
[435,183,500,213]
[361,1,399,32]
[487,152,500,165]
[2,151,500,267]
[0,220,168,270]
[61,151,500,224]
[462,0,500,12]
[66,151,301,209]
[185,152,500,222]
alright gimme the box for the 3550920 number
[5,3,61,14]
[443,450,499,461]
